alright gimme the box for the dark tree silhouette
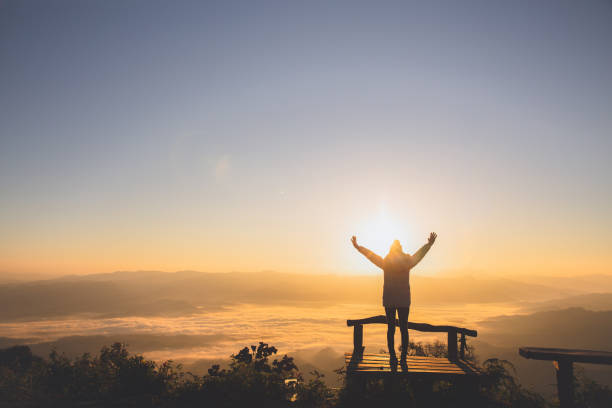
[1,341,610,407]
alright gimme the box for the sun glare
[358,209,415,256]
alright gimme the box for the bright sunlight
[357,207,417,256]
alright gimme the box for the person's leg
[385,307,397,358]
[398,307,410,360]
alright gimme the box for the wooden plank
[345,354,465,364]
[346,352,455,360]
[351,365,466,373]
[347,356,450,361]
[348,358,464,366]
[348,369,471,379]
[349,364,464,371]
[351,361,464,369]
[347,358,460,365]
[346,316,477,337]
[348,366,471,378]
[353,361,461,370]
[350,365,465,373]
[345,356,451,363]
[519,347,612,365]
[352,368,468,374]
[348,364,467,372]
[349,361,456,366]
[346,359,462,368]
[345,353,480,376]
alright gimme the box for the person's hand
[428,232,437,245]
[351,236,359,249]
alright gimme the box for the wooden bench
[519,347,612,408]
[346,315,479,378]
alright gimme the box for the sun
[358,209,414,256]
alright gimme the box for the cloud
[213,155,231,182]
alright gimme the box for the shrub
[1,341,611,408]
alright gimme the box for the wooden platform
[345,352,480,378]
[519,346,612,408]
[519,347,612,365]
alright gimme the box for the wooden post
[353,324,363,355]
[459,333,466,359]
[555,360,574,408]
[448,329,458,361]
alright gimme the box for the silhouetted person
[351,232,437,368]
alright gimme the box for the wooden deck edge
[345,353,482,377]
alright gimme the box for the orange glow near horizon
[2,190,612,278]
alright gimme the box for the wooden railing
[519,347,612,408]
[347,315,477,361]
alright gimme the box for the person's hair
[390,239,403,253]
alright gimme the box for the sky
[1,0,611,277]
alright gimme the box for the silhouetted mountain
[411,275,571,304]
[522,293,612,312]
[475,307,612,397]
[0,280,200,321]
[479,307,612,350]
[513,274,612,294]
[0,270,588,322]
[23,333,234,359]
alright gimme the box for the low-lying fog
[1,271,611,398]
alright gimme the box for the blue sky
[1,0,611,275]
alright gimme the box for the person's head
[389,239,403,254]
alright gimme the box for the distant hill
[0,270,600,322]
[411,275,570,304]
[478,307,612,351]
[475,307,612,396]
[0,280,201,321]
[522,292,612,312]
[512,274,612,295]
[0,333,232,359]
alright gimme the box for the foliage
[1,341,611,408]
[573,368,612,408]
[407,339,449,358]
[0,341,334,407]
[295,370,335,408]
[1,343,182,407]
[176,342,301,408]
[477,358,547,408]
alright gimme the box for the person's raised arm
[411,232,437,268]
[351,236,384,269]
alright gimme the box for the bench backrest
[347,315,477,361]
